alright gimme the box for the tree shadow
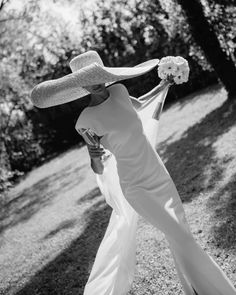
[43,219,78,240]
[206,172,236,250]
[41,186,103,240]
[76,187,102,205]
[158,99,236,203]
[11,197,112,295]
[0,163,87,235]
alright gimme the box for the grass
[0,84,235,294]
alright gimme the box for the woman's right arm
[77,128,105,174]
[88,145,105,175]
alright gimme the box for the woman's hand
[86,144,106,175]
[158,79,174,90]
[87,144,106,159]
[77,128,106,174]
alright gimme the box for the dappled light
[12,200,111,295]
[159,93,236,203]
[0,0,236,294]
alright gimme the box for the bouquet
[157,56,190,85]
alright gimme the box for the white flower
[173,69,189,84]
[173,75,184,84]
[160,61,178,75]
[181,69,190,82]
[159,56,175,65]
[174,56,189,76]
[174,56,187,65]
[157,55,190,85]
[175,67,189,80]
[158,56,178,80]
[158,67,168,80]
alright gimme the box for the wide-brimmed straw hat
[31,50,159,108]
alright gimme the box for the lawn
[0,84,235,294]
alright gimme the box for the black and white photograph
[0,0,236,294]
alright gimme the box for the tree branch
[0,0,10,12]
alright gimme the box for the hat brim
[31,59,159,108]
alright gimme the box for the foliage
[0,0,80,191]
[0,0,235,192]
[202,0,236,61]
[80,0,219,99]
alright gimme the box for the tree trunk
[176,0,236,99]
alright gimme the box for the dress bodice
[75,84,144,157]
[75,83,159,193]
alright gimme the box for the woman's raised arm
[129,80,172,111]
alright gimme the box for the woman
[79,80,169,175]
[31,51,236,295]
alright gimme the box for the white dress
[75,83,236,295]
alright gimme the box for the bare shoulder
[108,83,129,96]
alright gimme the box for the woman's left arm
[129,80,171,111]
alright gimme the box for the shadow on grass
[0,163,87,235]
[42,187,103,241]
[77,187,102,205]
[13,195,112,295]
[158,99,236,203]
[207,172,236,250]
[43,219,78,240]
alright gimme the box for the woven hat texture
[31,50,159,108]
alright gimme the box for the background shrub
[0,0,235,192]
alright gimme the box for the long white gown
[75,83,236,295]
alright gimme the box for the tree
[175,0,236,99]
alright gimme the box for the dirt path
[1,85,236,295]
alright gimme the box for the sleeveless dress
[75,83,236,295]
